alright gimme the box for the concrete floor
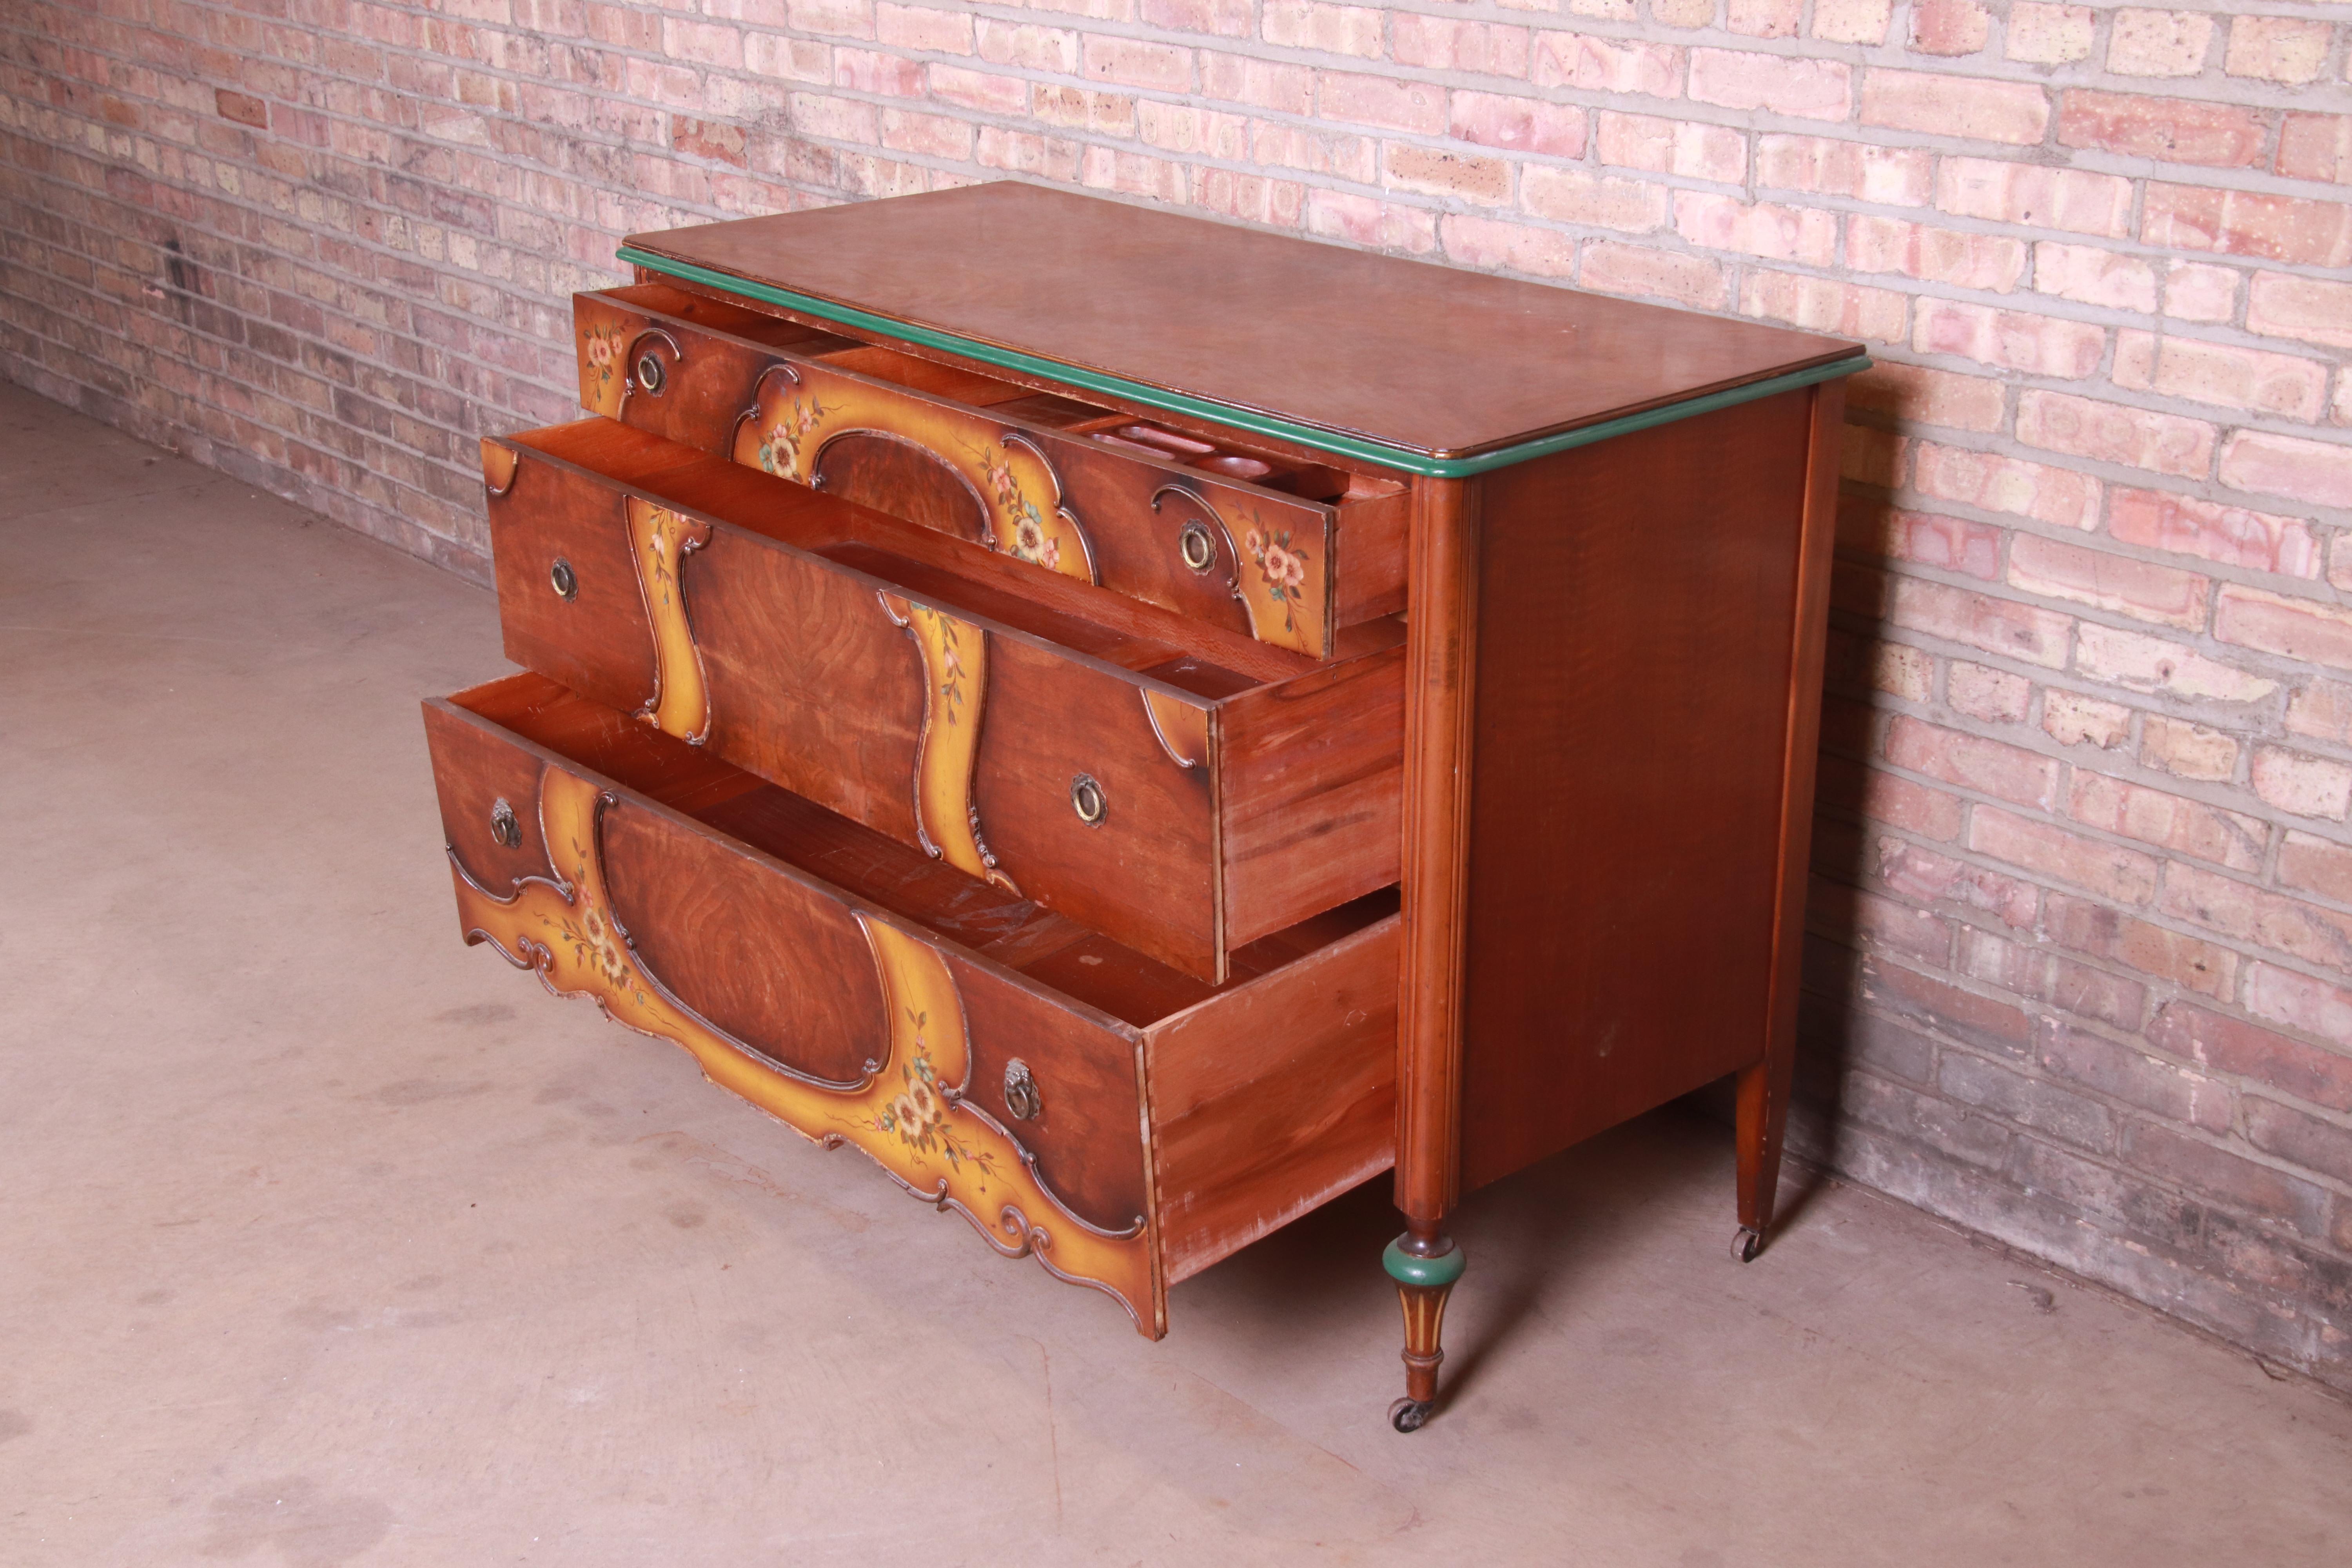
[4,377,2349,1566]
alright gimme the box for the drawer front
[423,691,1165,1331]
[485,437,1403,982]
[575,287,1406,659]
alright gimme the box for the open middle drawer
[424,672,1401,1336]
[483,420,1405,984]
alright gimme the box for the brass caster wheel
[1731,1225,1762,1263]
[1389,1397,1432,1434]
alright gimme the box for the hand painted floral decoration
[864,1009,1001,1187]
[755,393,831,479]
[982,443,1062,572]
[1245,524,1312,636]
[579,320,628,411]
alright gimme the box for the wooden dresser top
[622,183,1864,467]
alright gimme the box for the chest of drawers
[421,182,1866,1428]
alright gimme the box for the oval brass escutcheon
[489,797,521,849]
[1178,519,1216,573]
[550,557,577,601]
[634,351,665,396]
[1069,773,1106,827]
[1003,1059,1041,1122]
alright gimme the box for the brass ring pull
[550,557,578,601]
[1178,519,1216,573]
[489,797,521,849]
[1070,773,1106,827]
[1003,1060,1041,1122]
[634,351,666,395]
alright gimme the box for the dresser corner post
[1390,474,1479,1432]
[1734,376,1847,1264]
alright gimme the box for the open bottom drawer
[423,672,1399,1336]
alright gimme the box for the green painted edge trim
[617,245,1870,478]
[1383,1237,1467,1289]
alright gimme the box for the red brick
[2045,893,2238,998]
[1841,428,1912,490]
[2107,9,2215,78]
[1917,301,2104,379]
[2163,863,2352,972]
[1596,112,1746,182]
[2247,1097,2352,1187]
[2154,998,2352,1105]
[1451,91,1588,159]
[1578,241,1726,309]
[2114,334,2330,423]
[1263,2,1384,58]
[2015,391,2215,481]
[2124,1123,2326,1236]
[1740,271,1909,343]
[1886,715,2061,809]
[2043,690,2133,751]
[2006,3,2094,65]
[2250,748,2352,821]
[1972,806,2161,904]
[2140,715,2239,783]
[1675,193,1837,265]
[215,89,268,129]
[1851,218,2026,292]
[1863,69,2047,144]
[976,20,1078,71]
[1938,158,2133,238]
[1532,33,1686,98]
[2041,1024,2230,1129]
[2243,964,2352,1053]
[1875,838,2039,928]
[1688,48,1852,120]
[1521,167,1668,232]
[1848,361,2005,433]
[2286,681,2352,747]
[1909,0,1990,55]
[1888,576,2073,668]
[2107,488,2317,577]
[2057,90,2267,169]
[2225,16,2334,86]
[1390,14,1531,76]
[2278,114,2352,186]
[2069,774,2267,872]
[1829,761,1967,840]
[2164,263,2240,324]
[2074,622,2278,704]
[1757,134,1931,205]
[877,2,973,52]
[2009,534,2210,632]
[1957,658,2032,719]
[2245,272,2352,351]
[1865,956,2037,1049]
[1143,0,1254,34]
[1914,443,2100,530]
[1810,876,1955,961]
[1084,36,1193,93]
[1199,53,1314,114]
[1438,214,1579,279]
[1728,0,1804,38]
[2033,242,2158,311]
[2144,185,2352,270]
[1318,71,1445,134]
[1304,191,1439,254]
[1814,0,1893,44]
[2218,432,2352,510]
[671,117,748,167]
[927,64,1027,114]
[2278,831,2352,907]
[1846,501,2003,578]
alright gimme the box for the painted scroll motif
[880,591,1018,894]
[624,498,713,744]
[449,766,1154,1327]
[731,361,1099,585]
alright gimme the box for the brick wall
[5,1,2349,1386]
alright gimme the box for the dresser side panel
[1457,392,1815,1191]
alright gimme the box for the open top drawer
[573,282,1410,658]
[424,671,1400,1336]
[483,419,1404,985]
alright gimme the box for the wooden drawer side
[1146,915,1401,1283]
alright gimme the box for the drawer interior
[452,671,1398,1029]
[605,281,1404,508]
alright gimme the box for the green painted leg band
[1384,1236,1466,1289]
